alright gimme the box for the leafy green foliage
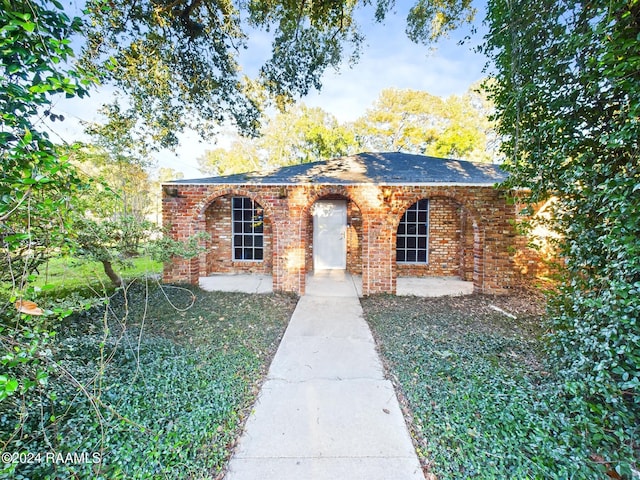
[362,294,618,479]
[67,141,206,287]
[0,284,297,479]
[1,1,97,442]
[197,87,497,176]
[406,0,476,43]
[80,0,475,150]
[484,0,639,473]
[353,85,497,161]
[73,215,209,287]
[1,0,95,289]
[198,103,358,175]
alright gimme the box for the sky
[53,0,490,179]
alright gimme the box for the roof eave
[164,181,504,187]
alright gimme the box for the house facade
[162,152,532,295]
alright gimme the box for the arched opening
[305,193,363,276]
[201,193,272,276]
[394,195,479,286]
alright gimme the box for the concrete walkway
[224,271,425,480]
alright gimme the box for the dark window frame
[232,197,264,261]
[396,199,429,264]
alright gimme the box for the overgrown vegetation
[363,293,637,479]
[0,283,296,479]
[484,0,639,473]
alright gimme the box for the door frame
[312,199,347,270]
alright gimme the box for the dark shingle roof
[171,152,507,186]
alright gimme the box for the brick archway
[292,186,365,293]
[194,188,279,280]
[390,190,486,293]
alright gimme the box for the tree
[261,104,357,166]
[0,0,96,445]
[353,85,496,161]
[198,137,262,176]
[1,0,95,288]
[69,143,153,221]
[80,0,476,151]
[485,0,639,474]
[197,103,357,175]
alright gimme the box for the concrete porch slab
[199,273,473,297]
[396,276,474,297]
[199,274,273,294]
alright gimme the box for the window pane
[232,197,265,261]
[396,199,429,264]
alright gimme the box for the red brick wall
[396,197,462,277]
[203,195,272,275]
[162,183,530,295]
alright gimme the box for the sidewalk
[224,271,425,480]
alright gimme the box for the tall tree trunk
[101,260,123,287]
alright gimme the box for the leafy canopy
[1,0,95,287]
[353,84,496,161]
[197,103,358,175]
[81,0,476,149]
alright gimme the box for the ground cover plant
[362,293,637,479]
[0,282,297,479]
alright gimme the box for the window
[396,199,429,263]
[232,197,264,261]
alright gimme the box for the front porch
[198,271,473,298]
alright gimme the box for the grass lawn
[1,283,297,479]
[362,293,605,479]
[31,255,163,293]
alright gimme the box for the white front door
[313,200,347,270]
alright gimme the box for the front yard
[0,284,297,479]
[362,293,610,479]
[2,282,626,478]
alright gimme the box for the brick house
[162,152,529,295]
